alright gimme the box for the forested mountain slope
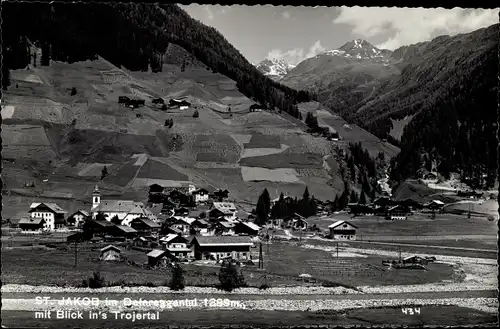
[2,2,315,115]
[282,24,499,188]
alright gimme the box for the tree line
[254,187,318,225]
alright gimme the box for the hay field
[1,125,57,161]
[105,162,140,187]
[132,179,192,188]
[6,96,67,123]
[241,144,290,158]
[232,112,290,127]
[194,162,241,169]
[192,134,240,163]
[52,128,166,163]
[244,134,281,149]
[239,153,324,169]
[295,168,331,179]
[241,167,303,183]
[1,105,16,119]
[10,70,44,84]
[76,163,114,177]
[136,159,188,181]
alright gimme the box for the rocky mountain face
[256,57,295,80]
[280,39,398,99]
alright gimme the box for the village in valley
[7,175,496,279]
[1,3,498,327]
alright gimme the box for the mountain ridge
[281,24,498,188]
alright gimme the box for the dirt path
[334,239,497,252]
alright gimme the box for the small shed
[147,249,171,267]
[100,245,122,261]
[234,221,261,236]
[402,255,428,265]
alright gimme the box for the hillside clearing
[239,153,324,169]
[244,134,281,149]
[136,159,188,181]
[241,167,303,183]
[241,144,289,158]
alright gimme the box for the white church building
[91,185,156,226]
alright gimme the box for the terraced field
[1,53,398,212]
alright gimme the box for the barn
[147,249,172,267]
[328,220,358,240]
[191,236,254,261]
[100,245,122,261]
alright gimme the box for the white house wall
[31,211,55,230]
[332,234,356,240]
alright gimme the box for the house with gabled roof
[160,234,194,259]
[191,218,210,235]
[214,221,235,236]
[234,221,261,236]
[109,225,138,239]
[191,235,254,261]
[147,249,172,267]
[67,210,90,228]
[192,188,210,204]
[169,217,193,235]
[209,202,237,221]
[130,217,161,235]
[328,220,358,240]
[28,202,67,231]
[424,200,445,211]
[18,216,46,233]
[100,245,122,261]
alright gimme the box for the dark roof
[131,217,161,228]
[166,226,183,234]
[92,220,115,227]
[114,225,138,233]
[18,217,45,225]
[71,209,90,217]
[193,235,254,246]
[195,219,209,226]
[193,188,209,194]
[29,202,66,214]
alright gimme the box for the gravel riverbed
[0,284,359,295]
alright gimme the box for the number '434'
[401,307,421,315]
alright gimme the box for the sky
[179,5,499,66]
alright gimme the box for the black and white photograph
[1,1,499,328]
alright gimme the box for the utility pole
[259,242,263,269]
[398,247,401,263]
[74,239,78,268]
[336,242,339,259]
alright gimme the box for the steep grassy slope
[1,57,339,217]
[2,2,314,118]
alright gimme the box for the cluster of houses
[17,184,261,264]
[346,197,446,219]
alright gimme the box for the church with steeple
[90,185,156,226]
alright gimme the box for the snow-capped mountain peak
[321,39,392,60]
[255,57,295,80]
